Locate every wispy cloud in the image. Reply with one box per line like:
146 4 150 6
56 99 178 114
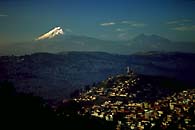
166 19 192 25
100 22 115 26
100 20 146 31
167 19 195 31
172 25 195 31
130 23 146 27
121 20 147 28
166 21 179 25
181 19 192 22
35 27 64 41
65 28 72 32
117 33 129 40
116 28 126 32
0 14 8 17
121 21 134 24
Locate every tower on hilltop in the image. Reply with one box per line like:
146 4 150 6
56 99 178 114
126 66 134 75
127 66 130 74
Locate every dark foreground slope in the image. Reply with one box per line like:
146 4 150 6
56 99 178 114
0 51 195 102
0 81 115 130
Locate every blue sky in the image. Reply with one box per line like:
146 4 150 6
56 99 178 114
0 0 195 44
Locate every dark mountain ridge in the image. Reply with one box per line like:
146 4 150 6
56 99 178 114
0 51 195 102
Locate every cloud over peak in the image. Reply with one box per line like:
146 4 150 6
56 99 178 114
35 27 64 41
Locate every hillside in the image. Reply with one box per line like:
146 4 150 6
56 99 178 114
74 72 195 130
0 51 195 102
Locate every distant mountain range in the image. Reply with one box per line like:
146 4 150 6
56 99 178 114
0 51 195 102
0 34 195 55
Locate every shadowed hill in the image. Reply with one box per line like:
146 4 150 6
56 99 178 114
0 81 115 130
0 51 195 102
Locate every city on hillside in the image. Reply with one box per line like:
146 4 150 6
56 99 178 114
72 68 195 130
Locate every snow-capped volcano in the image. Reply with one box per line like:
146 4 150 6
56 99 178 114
35 27 64 41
